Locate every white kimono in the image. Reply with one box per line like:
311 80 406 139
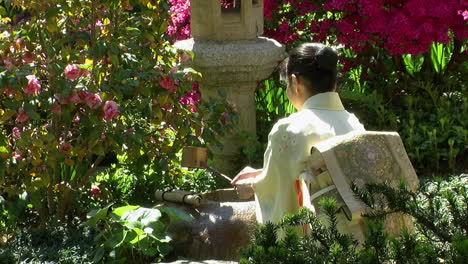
253 92 365 228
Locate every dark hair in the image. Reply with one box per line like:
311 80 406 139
279 43 338 94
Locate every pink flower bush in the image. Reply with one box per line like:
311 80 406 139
167 0 467 54
168 0 191 41
320 0 467 55
64 64 81 80
158 76 177 93
24 75 41 95
16 109 28 123
103 100 119 121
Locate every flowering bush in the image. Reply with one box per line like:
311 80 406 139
165 0 467 174
0 0 235 223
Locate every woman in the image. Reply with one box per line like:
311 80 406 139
231 43 365 232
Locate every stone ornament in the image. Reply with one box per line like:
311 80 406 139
191 0 264 41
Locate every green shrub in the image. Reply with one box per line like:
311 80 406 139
240 174 468 264
0 0 235 227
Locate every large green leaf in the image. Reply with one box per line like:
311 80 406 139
121 207 162 228
129 228 147 244
86 203 113 227
105 230 128 249
92 247 105 263
157 206 194 223
112 205 140 218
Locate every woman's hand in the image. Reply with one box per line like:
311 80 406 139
231 166 262 185
231 166 262 200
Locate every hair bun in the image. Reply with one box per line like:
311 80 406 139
315 47 338 71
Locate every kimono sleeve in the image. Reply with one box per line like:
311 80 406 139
252 119 314 224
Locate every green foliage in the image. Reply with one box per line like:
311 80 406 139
0 223 95 263
85 204 193 263
0 0 235 227
94 162 224 206
240 174 468 264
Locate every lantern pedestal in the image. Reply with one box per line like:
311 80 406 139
175 38 284 174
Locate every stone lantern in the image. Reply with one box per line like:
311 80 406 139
191 0 264 41
175 0 284 174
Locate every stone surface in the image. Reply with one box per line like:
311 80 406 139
161 189 256 261
174 38 284 84
191 0 263 41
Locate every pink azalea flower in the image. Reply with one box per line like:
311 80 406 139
158 76 177 93
16 109 28 123
24 75 41 95
12 127 21 138
59 142 73 153
64 64 81 81
103 100 119 121
51 103 62 114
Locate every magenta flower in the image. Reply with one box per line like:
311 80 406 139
64 64 81 81
16 109 28 123
179 81 201 112
158 76 177 93
264 0 277 21
458 10 468 21
24 75 41 95
59 142 73 153
103 100 119 121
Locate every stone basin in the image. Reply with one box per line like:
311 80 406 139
161 188 256 261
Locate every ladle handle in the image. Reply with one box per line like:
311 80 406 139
207 166 233 183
